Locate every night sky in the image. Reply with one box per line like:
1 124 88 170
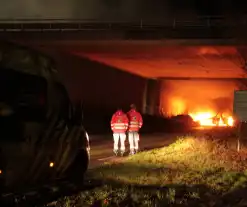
0 0 247 20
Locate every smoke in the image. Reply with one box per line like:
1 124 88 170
0 0 185 20
0 0 74 19
160 80 239 116
0 0 247 20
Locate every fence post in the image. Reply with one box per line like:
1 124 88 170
142 79 148 114
237 122 242 152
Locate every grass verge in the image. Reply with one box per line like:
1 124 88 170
53 136 247 206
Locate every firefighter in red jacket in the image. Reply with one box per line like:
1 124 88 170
111 109 129 156
127 104 143 155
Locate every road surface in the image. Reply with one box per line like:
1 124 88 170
88 133 181 168
88 126 237 168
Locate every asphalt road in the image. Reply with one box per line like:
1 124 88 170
88 133 182 168
88 126 238 169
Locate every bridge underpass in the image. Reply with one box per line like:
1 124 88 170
2 20 247 175
64 43 247 116
18 41 245 120
15 38 247 176
2 21 247 118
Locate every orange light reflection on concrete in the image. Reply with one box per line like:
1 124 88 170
73 46 247 79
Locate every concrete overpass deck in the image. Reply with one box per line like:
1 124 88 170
11 40 247 80
1 18 247 89
1 16 247 41
0 20 245 116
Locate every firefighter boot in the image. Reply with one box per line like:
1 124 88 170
129 149 135 155
113 150 118 156
120 150 125 157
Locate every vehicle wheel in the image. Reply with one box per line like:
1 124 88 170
66 149 89 187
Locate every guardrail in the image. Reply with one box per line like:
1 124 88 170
0 16 245 32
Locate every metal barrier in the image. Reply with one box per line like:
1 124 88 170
0 16 245 32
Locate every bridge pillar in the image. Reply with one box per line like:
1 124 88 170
143 79 161 116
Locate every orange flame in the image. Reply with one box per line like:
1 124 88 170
167 97 234 127
189 112 234 127
161 80 237 127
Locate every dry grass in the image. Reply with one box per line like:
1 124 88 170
53 136 247 206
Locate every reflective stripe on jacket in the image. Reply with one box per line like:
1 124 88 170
127 109 143 132
111 111 129 133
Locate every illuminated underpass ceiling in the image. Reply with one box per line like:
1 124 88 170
71 43 247 79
